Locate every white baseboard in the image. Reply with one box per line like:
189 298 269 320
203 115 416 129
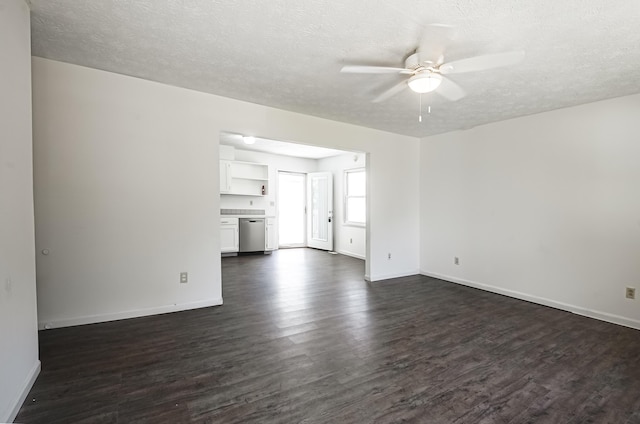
421 270 640 331
369 269 421 282
5 359 40 423
336 250 365 260
38 298 223 330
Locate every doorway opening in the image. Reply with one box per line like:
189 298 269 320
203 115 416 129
277 171 306 248
218 131 370 284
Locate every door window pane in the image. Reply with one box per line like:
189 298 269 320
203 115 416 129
311 176 328 241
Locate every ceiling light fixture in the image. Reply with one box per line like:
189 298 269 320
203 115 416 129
243 136 256 145
407 72 442 94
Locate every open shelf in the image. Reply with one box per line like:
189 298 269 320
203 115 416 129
220 160 269 196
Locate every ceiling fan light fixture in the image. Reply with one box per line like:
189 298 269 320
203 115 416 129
408 72 442 93
243 136 256 145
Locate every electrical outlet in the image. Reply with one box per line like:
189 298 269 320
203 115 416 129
350 238 353 244
454 257 460 265
180 272 188 284
388 253 391 260
626 287 635 299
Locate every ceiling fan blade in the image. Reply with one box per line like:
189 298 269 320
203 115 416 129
341 65 412 74
439 50 525 75
417 23 455 63
437 76 466 101
372 80 407 103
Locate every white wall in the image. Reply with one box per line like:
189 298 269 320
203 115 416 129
220 147 318 217
32 57 420 328
420 93 640 329
0 0 40 421
318 153 367 259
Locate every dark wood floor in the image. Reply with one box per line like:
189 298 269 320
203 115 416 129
16 248 640 423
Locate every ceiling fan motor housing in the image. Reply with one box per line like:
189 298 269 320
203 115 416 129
405 52 421 69
405 51 436 69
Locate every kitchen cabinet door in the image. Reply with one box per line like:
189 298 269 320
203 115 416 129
265 217 276 251
220 218 239 253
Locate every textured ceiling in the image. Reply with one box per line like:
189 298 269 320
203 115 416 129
29 0 640 138
220 132 350 159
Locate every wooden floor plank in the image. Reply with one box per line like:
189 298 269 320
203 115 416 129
16 248 640 423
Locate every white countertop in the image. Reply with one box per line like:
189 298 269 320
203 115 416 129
221 215 274 219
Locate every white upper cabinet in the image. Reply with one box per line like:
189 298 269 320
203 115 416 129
220 160 269 196
220 160 232 194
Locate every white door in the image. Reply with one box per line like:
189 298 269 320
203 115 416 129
306 172 333 251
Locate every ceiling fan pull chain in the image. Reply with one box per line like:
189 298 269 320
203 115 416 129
419 94 423 122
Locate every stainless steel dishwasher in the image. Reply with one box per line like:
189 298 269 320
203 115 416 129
239 218 265 252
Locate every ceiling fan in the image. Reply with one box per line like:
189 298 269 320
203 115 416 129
341 28 524 103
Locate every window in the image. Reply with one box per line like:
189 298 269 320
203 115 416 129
344 168 366 225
